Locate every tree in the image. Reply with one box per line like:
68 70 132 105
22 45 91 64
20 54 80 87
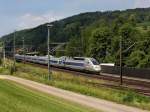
65 38 81 57
138 55 150 68
112 16 126 35
125 50 145 67
89 27 113 62
120 24 140 52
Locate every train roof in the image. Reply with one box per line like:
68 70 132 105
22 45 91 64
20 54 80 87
73 57 97 60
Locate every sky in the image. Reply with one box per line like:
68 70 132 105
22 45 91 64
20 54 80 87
0 0 150 37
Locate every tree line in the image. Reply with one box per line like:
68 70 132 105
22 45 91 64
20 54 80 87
0 8 150 68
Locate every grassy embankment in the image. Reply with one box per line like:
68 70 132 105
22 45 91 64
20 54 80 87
0 59 150 110
0 80 99 112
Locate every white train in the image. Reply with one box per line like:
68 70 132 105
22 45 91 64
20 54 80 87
15 54 101 73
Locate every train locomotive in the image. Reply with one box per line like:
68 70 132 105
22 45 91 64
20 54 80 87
15 54 101 73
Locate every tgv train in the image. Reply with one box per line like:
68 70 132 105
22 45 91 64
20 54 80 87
15 54 101 73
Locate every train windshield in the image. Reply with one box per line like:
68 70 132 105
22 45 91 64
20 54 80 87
91 58 99 65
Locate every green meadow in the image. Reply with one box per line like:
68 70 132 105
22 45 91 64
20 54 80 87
0 80 99 112
0 60 150 110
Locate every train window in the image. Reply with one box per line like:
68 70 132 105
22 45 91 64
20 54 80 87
73 57 85 61
91 58 99 65
50 60 58 63
65 62 84 67
38 59 46 61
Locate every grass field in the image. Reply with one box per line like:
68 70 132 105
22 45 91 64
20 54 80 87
0 79 100 112
0 60 150 110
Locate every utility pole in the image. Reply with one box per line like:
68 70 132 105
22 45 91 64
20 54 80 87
120 36 123 85
3 41 6 65
47 24 53 80
22 36 25 64
13 31 16 72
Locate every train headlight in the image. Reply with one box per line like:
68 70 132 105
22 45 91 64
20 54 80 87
94 66 101 71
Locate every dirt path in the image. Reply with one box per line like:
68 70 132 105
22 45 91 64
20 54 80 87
0 75 149 112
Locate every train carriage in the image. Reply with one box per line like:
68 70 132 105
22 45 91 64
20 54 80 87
15 54 101 73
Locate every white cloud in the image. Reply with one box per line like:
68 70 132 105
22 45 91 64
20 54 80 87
17 11 64 29
134 0 150 8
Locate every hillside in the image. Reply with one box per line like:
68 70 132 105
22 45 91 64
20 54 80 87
0 8 150 68
0 12 104 52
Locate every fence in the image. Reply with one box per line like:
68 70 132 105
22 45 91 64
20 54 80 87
101 65 150 80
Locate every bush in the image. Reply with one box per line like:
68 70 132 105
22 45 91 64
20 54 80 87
122 93 134 103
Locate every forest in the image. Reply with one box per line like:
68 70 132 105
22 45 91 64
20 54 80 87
0 8 150 68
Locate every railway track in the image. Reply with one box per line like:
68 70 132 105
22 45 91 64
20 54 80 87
52 67 150 96
20 61 150 96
